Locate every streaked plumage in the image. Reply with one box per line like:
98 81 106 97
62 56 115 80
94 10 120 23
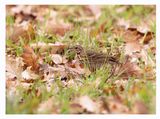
68 45 119 71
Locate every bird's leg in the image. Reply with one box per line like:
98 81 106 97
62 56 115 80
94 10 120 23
105 64 117 83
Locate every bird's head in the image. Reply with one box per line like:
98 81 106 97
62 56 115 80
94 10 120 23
68 45 84 54
66 45 86 60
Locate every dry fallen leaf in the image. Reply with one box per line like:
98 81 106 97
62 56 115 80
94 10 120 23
14 11 36 23
51 54 63 64
6 56 24 80
107 96 129 114
8 5 37 23
120 61 142 78
10 5 34 16
36 97 58 114
6 72 17 81
22 67 39 81
84 5 101 19
7 21 35 44
6 82 20 103
5 5 156 114
65 60 91 76
125 40 155 66
69 103 83 114
116 6 129 13
21 45 40 71
112 26 154 44
125 40 142 55
132 100 148 114
142 32 154 44
78 95 97 113
123 27 143 42
41 64 67 83
45 18 72 36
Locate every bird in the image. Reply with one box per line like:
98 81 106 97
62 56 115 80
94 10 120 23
67 45 119 72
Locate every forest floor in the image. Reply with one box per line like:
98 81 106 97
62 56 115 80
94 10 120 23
6 5 156 114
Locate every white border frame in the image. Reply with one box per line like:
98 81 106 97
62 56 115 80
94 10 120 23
0 0 159 119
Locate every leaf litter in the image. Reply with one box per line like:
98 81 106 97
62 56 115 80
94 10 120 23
6 5 156 114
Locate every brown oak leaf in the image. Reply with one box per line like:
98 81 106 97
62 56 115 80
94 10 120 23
21 45 40 71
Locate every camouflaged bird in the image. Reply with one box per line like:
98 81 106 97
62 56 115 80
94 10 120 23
67 45 119 72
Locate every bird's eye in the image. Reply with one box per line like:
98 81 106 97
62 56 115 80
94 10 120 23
77 51 80 54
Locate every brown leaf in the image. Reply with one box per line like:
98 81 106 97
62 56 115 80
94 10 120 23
6 80 19 100
125 41 155 66
6 56 24 80
107 96 129 114
123 27 143 42
7 5 36 23
116 6 129 13
125 40 142 55
14 11 36 23
37 97 58 114
7 21 35 44
21 67 39 81
21 45 40 71
112 26 154 44
133 100 148 114
69 103 83 114
78 95 97 113
126 27 154 44
121 61 142 78
6 79 18 90
42 65 66 82
45 19 72 36
143 31 154 44
66 60 91 76
84 5 101 19
10 5 33 15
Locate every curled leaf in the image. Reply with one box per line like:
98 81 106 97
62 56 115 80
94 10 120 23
21 45 40 71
